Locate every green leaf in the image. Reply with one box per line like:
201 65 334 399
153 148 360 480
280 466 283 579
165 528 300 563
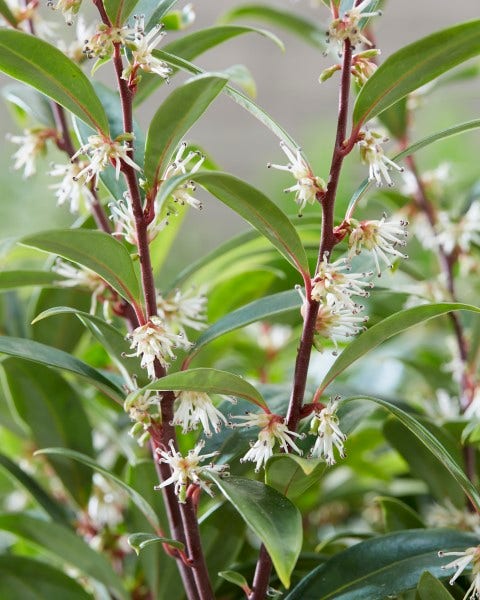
0 453 71 525
137 0 178 29
318 303 480 394
208 474 302 588
35 448 161 531
128 532 184 555
2 83 55 127
220 4 326 48
378 97 408 139
104 0 139 25
285 529 478 599
353 20 480 125
384 417 464 507
144 74 228 188
156 171 309 274
32 306 148 386
21 229 142 306
135 25 284 104
223 63 257 98
377 496 425 532
1 359 93 506
134 367 267 409
0 270 63 290
345 395 480 512
0 513 127 600
218 571 250 591
190 289 301 359
347 119 480 215
265 454 326 500
0 336 123 403
0 30 109 132
416 571 455 600
0 556 92 600
0 0 17 26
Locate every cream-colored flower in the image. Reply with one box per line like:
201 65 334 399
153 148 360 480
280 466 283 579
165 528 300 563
172 391 228 436
309 399 346 465
357 129 404 187
439 545 480 599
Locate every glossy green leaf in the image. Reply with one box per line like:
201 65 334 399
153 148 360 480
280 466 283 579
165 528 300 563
32 306 147 386
157 171 309 274
0 556 92 600
0 336 123 403
2 83 55 127
0 0 17 26
136 0 178 29
319 303 480 394
223 63 257 98
144 74 228 188
2 359 93 506
128 532 184 554
21 229 141 306
190 289 301 359
0 30 109 132
135 367 267 409
35 448 161 531
135 25 284 104
220 4 326 48
208 474 302 588
0 270 63 290
0 453 71 525
416 571 455 600
377 496 425 532
345 395 480 512
218 571 250 591
104 0 139 25
347 119 480 216
265 454 326 499
285 529 478 599
378 97 408 139
353 20 480 125
0 513 127 600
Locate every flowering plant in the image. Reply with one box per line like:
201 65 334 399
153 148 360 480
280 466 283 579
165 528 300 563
0 1 480 599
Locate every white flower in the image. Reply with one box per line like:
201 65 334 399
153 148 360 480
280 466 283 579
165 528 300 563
428 499 480 533
439 545 480 599
122 18 171 82
435 201 480 255
52 259 108 316
57 17 95 62
109 192 168 246
401 162 451 198
156 288 207 336
172 391 228 436
126 316 187 379
357 129 404 187
71 134 141 187
7 129 51 178
348 215 408 276
47 0 81 25
465 386 480 420
123 389 161 446
312 257 373 308
309 399 346 465
49 161 94 213
87 473 126 529
83 24 134 59
155 440 228 503
246 323 292 352
2 0 56 38
232 412 303 472
268 141 325 215
163 143 205 209
327 0 381 50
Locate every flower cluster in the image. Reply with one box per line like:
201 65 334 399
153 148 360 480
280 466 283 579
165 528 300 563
155 440 228 503
357 129 404 187
268 141 326 215
7 129 54 178
162 143 206 210
156 288 207 337
109 191 168 245
172 391 229 436
327 0 382 51
83 24 134 59
232 411 304 472
49 161 94 213
123 389 162 446
439 545 480 599
48 0 81 25
309 399 346 465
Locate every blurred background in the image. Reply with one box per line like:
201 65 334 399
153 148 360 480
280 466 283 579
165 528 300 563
0 0 479 276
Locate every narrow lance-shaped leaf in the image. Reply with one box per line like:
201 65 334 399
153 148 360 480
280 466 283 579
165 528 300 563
0 270 64 290
2 83 55 128
144 74 228 188
220 4 326 49
0 0 16 26
104 0 139 26
35 448 161 531
21 229 142 306
353 19 480 126
208 474 302 588
0 513 128 600
128 532 184 554
156 171 309 275
0 336 124 403
0 30 109 132
347 119 480 216
132 368 267 409
318 303 480 394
